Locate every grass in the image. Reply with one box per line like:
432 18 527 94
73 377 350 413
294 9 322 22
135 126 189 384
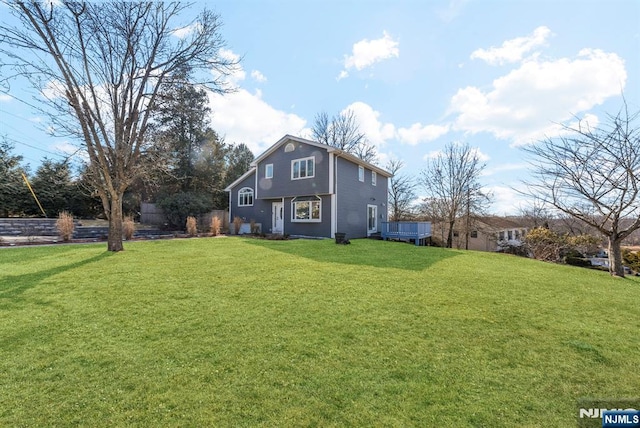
1 238 638 427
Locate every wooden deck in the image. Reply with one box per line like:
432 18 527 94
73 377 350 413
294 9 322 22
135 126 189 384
381 221 432 246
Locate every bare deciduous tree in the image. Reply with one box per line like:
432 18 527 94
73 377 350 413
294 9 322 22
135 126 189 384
518 199 553 229
0 2 236 251
420 142 488 248
312 110 378 164
386 158 416 221
523 103 640 276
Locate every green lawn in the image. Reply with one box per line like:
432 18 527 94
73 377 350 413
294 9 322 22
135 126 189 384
1 238 638 427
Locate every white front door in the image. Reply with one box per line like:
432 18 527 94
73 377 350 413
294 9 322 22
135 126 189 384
272 201 284 234
367 204 377 236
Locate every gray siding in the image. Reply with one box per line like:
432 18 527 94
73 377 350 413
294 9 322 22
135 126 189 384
229 171 270 231
227 137 389 239
335 157 388 239
255 140 330 199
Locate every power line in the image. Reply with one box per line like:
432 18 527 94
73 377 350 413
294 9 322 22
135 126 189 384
2 134 67 158
0 108 35 122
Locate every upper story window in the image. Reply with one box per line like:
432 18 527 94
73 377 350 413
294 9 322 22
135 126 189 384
292 156 314 180
238 187 254 206
372 171 377 186
265 164 273 179
358 166 364 182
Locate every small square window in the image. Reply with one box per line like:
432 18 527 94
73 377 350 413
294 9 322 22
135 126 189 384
470 230 478 238
358 166 364 182
265 164 273 179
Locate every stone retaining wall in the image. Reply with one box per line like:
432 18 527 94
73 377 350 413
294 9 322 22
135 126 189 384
0 218 173 239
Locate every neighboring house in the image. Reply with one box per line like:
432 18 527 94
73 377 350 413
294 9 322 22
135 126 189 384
431 216 528 251
224 135 391 239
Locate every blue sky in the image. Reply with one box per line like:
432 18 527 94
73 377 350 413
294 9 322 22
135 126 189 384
1 0 638 214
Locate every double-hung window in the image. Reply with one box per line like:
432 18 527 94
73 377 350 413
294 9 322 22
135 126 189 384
238 187 253 206
292 157 314 180
265 164 273 179
358 166 364 182
372 171 377 186
291 196 321 222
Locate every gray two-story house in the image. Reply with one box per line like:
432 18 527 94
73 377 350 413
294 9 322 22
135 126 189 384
225 135 391 239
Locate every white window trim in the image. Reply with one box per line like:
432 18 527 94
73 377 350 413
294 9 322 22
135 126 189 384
291 196 322 223
238 187 254 207
265 163 273 179
372 171 377 186
291 156 315 180
358 165 364 182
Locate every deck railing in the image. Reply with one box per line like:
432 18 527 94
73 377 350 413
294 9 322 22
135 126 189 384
381 221 432 245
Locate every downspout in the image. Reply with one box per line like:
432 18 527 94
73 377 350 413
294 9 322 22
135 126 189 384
227 191 232 228
331 151 341 238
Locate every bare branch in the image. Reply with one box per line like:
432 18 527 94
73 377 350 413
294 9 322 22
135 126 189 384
0 1 237 251
521 101 640 276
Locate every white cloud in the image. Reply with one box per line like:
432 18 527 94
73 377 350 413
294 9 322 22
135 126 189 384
423 149 444 160
205 49 307 154
50 141 89 163
338 31 399 80
207 88 307 155
482 162 528 177
422 145 489 162
0 93 12 102
344 101 396 147
171 22 201 39
471 26 553 65
437 0 469 23
216 49 246 86
250 70 267 83
41 79 66 100
487 184 530 215
450 48 626 146
398 123 450 145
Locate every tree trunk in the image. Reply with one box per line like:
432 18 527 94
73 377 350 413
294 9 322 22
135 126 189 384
107 192 124 252
447 220 455 248
608 236 625 277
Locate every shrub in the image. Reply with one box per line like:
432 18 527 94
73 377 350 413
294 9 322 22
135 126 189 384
123 215 135 240
523 227 564 262
622 249 640 273
56 211 74 242
566 234 601 257
210 216 222 236
156 191 213 229
233 216 243 235
565 256 593 268
186 216 198 237
250 219 259 234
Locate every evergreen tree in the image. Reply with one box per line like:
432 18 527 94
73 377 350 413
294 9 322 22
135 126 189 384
0 140 29 217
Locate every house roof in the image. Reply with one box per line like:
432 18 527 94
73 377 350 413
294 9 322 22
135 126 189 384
252 134 393 178
223 166 255 192
476 216 527 230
